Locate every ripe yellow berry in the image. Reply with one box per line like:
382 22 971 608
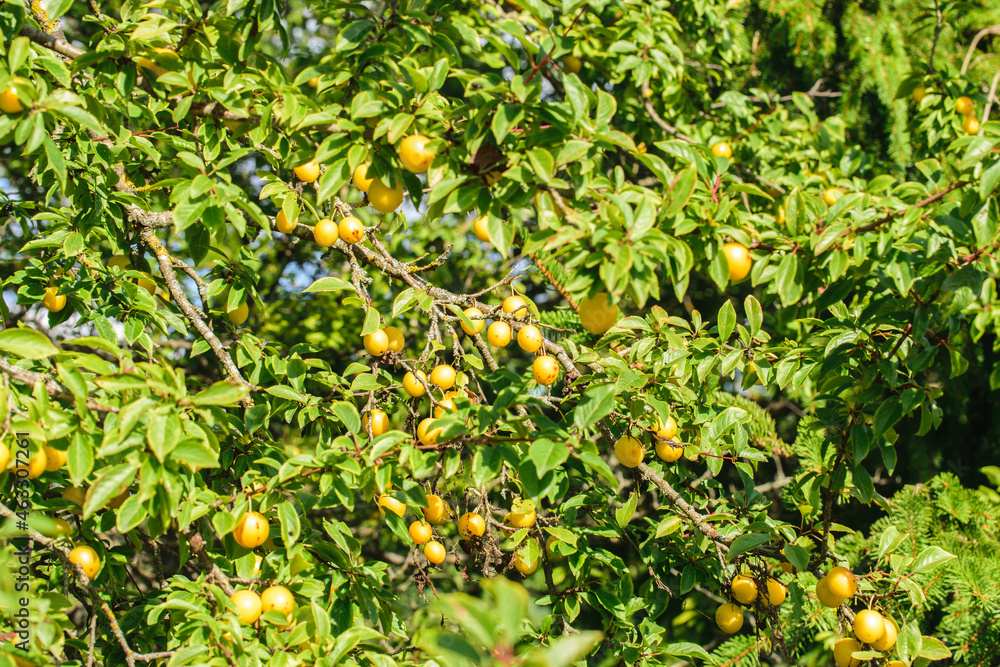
461 307 485 335
911 85 926 103
338 216 365 244
955 95 974 116
353 163 374 192
655 438 684 462
430 364 456 390
473 215 490 242
731 574 758 604
457 512 486 539
68 545 100 579
364 330 390 356
656 416 678 440
231 590 262 625
384 326 404 353
275 209 296 233
503 507 536 529
711 141 733 159
423 495 451 524
43 446 67 472
368 178 404 213
502 295 529 318
408 520 433 544
826 566 857 599
260 585 295 623
42 286 67 313
853 609 886 644
715 603 743 634
233 511 270 548
822 188 842 206
532 355 559 386
14 448 47 479
833 638 862 667
487 321 512 347
513 549 538 575
614 436 644 468
313 218 339 247
871 617 898 651
402 370 427 397
424 540 446 564
578 293 618 334
562 55 582 74
764 578 787 606
963 115 980 135
378 495 406 517
815 576 846 608
416 418 442 446
398 134 435 174
0 79 26 114
293 160 320 183
227 302 249 326
362 409 389 437
722 242 752 282
517 325 543 353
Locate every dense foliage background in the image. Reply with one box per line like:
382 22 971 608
2 0 1000 665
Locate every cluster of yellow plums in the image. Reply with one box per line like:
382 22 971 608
612 415 682 468
714 563 905 666
376 491 560 576
229 586 296 627
911 87 980 135
355 292 621 451
0 442 116 583
0 438 140 588
714 571 788 634
226 511 298 625
813 567 903 666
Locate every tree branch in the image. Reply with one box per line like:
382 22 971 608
0 502 174 665
0 357 120 413
19 25 85 58
961 26 1000 75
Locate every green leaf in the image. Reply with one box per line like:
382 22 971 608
116 493 148 533
332 401 361 434
303 277 355 293
492 104 524 144
170 439 219 469
573 384 616 429
147 410 181 463
660 643 713 661
265 385 309 407
981 158 1000 200
615 492 638 528
83 463 135 519
744 295 762 335
665 166 696 218
896 621 922 664
522 631 603 667
0 328 60 359
918 636 952 660
727 533 771 558
718 299 736 341
361 307 381 337
578 450 617 488
528 438 569 476
8 36 29 73
911 546 956 574
783 543 809 571
278 501 301 549
190 381 249 406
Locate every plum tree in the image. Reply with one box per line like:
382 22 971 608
2 0 996 665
